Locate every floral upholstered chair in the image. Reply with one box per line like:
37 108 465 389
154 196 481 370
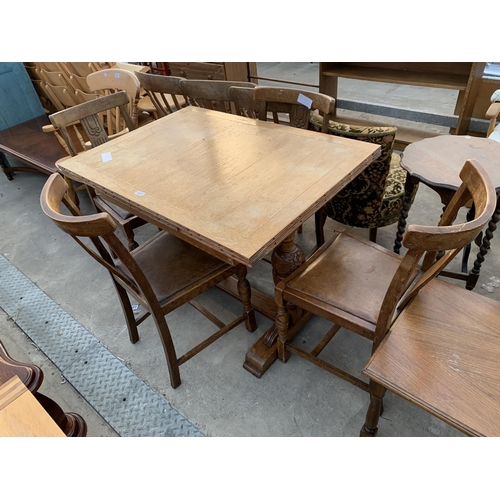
310 113 418 246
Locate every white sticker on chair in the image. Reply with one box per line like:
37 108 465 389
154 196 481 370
115 73 120 78
297 93 313 109
102 152 112 162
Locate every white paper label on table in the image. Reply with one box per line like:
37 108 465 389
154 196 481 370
134 190 146 196
102 152 112 162
297 93 313 109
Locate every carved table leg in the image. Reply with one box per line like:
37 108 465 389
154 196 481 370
244 231 305 378
394 175 419 254
466 194 500 291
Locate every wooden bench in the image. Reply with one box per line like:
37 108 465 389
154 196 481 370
0 114 67 180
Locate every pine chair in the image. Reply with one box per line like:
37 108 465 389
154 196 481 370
40 173 257 388
48 91 147 250
179 79 257 114
134 71 188 118
274 159 495 424
86 68 145 129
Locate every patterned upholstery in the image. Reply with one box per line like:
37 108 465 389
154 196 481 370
310 113 418 230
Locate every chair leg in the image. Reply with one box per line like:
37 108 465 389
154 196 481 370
236 265 257 332
113 282 139 343
152 312 181 389
315 209 326 248
276 301 291 363
360 381 386 437
121 223 139 251
369 227 378 243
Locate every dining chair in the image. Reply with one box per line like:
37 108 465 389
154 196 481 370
274 159 495 420
86 68 147 129
48 91 147 250
40 173 257 389
309 116 419 245
179 79 257 114
134 71 188 118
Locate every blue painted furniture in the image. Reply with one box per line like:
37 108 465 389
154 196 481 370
0 62 66 180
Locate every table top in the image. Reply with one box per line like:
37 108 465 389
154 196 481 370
363 278 500 437
0 115 66 174
401 135 500 191
0 376 65 437
57 106 380 267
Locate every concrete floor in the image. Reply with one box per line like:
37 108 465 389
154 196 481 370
1 63 499 437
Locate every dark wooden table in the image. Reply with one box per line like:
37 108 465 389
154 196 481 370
394 135 500 290
0 115 66 180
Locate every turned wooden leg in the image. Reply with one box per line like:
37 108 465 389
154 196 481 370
360 381 386 437
394 175 419 254
122 223 139 251
236 265 257 332
467 194 500 290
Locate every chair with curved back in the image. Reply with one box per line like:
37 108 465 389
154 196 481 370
48 91 147 250
134 71 188 118
179 79 257 114
40 173 257 389
309 116 419 246
273 159 495 434
87 68 148 130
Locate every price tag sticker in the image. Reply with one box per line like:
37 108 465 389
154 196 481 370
102 152 112 162
134 190 146 196
297 93 313 109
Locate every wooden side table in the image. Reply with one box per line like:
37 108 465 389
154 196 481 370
394 135 500 290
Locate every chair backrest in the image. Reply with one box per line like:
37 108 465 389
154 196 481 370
134 71 187 118
179 79 257 113
310 116 398 228
48 90 135 156
373 158 496 345
40 173 158 310
87 69 141 129
227 86 259 118
253 86 336 132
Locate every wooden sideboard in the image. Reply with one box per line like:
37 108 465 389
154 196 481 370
167 62 257 82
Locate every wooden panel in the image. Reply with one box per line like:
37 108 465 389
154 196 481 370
57 106 379 267
168 62 226 80
0 62 45 131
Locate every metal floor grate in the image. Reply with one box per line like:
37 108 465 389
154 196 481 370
0 254 204 437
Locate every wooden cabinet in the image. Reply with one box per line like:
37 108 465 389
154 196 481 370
319 62 486 142
168 62 257 82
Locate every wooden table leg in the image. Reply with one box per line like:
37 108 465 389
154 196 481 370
393 175 419 254
244 231 306 378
